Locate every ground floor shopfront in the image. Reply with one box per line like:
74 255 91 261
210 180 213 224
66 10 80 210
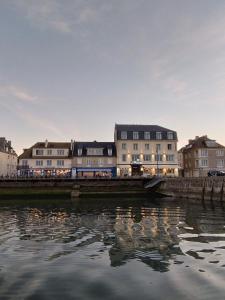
72 167 117 178
18 168 71 177
117 164 179 177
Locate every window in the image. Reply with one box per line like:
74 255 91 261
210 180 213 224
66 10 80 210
156 144 161 152
166 155 174 161
155 154 163 161
167 144 172 150
144 132 150 140
200 159 208 167
216 159 224 168
200 149 208 157
133 143 138 151
57 160 64 166
195 160 199 167
122 143 127 150
36 149 44 155
47 149 52 155
77 158 82 164
122 154 127 162
47 160 52 166
57 150 64 155
108 148 112 156
87 159 92 166
216 150 224 156
78 148 82 156
132 154 140 161
145 144 150 150
143 154 151 161
133 132 139 140
156 132 162 140
87 148 103 156
121 131 127 140
36 160 43 166
167 132 173 140
22 160 28 166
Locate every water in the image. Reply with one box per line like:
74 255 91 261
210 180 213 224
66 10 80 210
0 197 225 299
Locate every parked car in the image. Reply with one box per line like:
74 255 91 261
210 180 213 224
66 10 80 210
208 170 225 177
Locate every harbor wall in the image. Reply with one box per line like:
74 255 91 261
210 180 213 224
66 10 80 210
158 177 225 202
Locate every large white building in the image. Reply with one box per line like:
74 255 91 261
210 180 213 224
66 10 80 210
114 124 179 177
0 137 17 177
18 140 72 177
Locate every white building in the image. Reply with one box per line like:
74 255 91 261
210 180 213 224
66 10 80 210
18 140 72 177
0 137 17 177
114 124 179 177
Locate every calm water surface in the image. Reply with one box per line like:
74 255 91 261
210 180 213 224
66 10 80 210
0 197 225 299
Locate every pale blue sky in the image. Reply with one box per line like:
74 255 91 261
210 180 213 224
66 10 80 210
1 0 225 154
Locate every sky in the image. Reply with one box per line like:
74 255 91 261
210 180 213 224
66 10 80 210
1 0 225 155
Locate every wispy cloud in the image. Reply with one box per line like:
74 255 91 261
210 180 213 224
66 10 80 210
12 0 105 34
0 85 38 103
14 0 72 33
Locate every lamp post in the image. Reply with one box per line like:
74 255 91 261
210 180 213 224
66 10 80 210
156 145 159 177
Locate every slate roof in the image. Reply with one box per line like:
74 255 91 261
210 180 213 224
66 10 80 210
18 142 71 159
114 124 177 140
181 136 225 152
73 141 116 157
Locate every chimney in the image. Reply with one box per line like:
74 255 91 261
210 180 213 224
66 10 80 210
45 139 48 148
70 139 73 151
195 136 199 140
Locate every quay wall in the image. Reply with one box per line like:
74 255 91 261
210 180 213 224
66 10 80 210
0 178 148 197
158 177 225 202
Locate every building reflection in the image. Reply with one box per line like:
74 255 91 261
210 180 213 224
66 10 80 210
0 200 225 272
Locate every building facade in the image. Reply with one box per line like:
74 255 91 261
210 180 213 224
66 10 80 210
179 135 225 177
114 124 178 177
0 137 17 177
72 141 117 177
18 140 72 177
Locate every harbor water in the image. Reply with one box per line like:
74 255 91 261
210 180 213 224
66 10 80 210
1 197 225 299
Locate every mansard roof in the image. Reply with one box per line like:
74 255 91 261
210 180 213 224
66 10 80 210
114 124 177 140
73 141 116 157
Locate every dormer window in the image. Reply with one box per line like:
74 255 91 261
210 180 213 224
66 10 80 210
57 150 64 155
167 132 173 140
108 148 112 156
144 132 150 140
121 131 127 140
36 149 44 155
156 132 162 140
133 132 139 140
87 148 103 156
78 148 82 156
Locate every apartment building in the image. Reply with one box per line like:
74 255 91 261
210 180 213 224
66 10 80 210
0 137 17 177
114 124 178 177
72 141 117 177
18 140 72 177
179 135 225 177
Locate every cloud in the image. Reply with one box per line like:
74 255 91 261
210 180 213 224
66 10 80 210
0 97 63 137
13 0 72 33
0 85 38 103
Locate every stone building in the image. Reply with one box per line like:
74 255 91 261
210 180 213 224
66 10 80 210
18 140 72 177
179 135 225 177
114 124 178 177
0 137 17 177
72 141 117 177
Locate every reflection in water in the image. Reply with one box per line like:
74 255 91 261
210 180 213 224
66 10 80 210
0 198 225 299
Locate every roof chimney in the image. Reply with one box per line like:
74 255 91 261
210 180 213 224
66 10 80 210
45 139 48 148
